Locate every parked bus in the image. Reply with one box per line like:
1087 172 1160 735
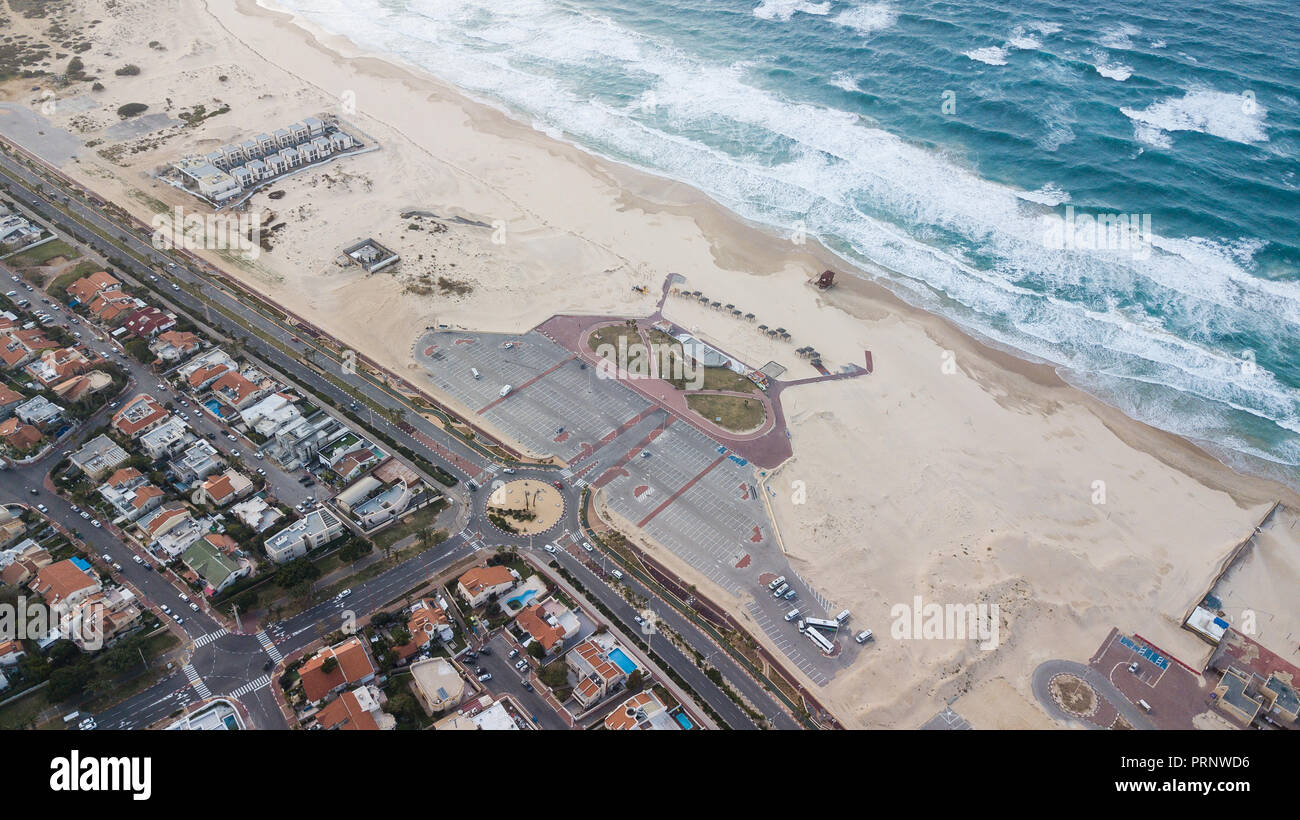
784 607 801 622
771 583 789 598
767 575 786 591
804 617 839 632
806 626 834 654
835 609 852 624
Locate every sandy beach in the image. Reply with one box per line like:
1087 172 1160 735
2 0 1296 728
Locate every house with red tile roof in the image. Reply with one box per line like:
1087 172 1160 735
87 292 138 324
567 637 631 708
603 691 679 730
30 559 101 607
0 384 25 417
122 306 176 338
0 417 41 452
111 393 169 438
313 685 395 730
200 470 254 506
210 370 268 411
299 636 377 704
25 346 91 386
187 361 234 391
65 271 121 304
515 600 580 655
149 330 201 363
456 565 519 608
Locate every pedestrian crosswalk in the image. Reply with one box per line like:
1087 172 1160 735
192 628 227 649
257 630 283 664
230 674 271 700
183 664 212 699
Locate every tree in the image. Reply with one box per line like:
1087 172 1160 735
626 670 644 693
320 656 338 675
526 641 545 660
116 102 149 119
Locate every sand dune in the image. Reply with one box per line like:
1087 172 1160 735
2 0 1295 728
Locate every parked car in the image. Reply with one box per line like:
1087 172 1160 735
101 553 112 563
582 541 594 552
112 563 122 572
91 519 101 528
336 588 352 600
189 603 199 612
132 555 143 564
477 673 492 682
508 648 519 659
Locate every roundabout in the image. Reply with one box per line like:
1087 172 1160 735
483 478 566 536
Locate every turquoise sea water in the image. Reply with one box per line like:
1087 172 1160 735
275 0 1300 487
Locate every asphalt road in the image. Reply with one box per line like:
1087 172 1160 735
0 151 806 730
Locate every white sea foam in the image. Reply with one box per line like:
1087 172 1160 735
828 71 860 93
1099 21 1140 50
964 46 1008 66
833 3 898 36
752 0 830 22
1089 50 1132 81
1017 184 1071 206
270 0 1300 473
1121 87 1270 146
1028 21 1061 35
1006 26 1041 51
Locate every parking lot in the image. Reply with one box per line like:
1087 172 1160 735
414 327 857 685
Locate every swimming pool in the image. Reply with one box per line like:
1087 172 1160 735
204 399 224 417
608 648 638 675
675 713 694 730
505 588 537 610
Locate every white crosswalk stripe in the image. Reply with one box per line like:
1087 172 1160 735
192 628 227 648
230 674 271 700
183 663 212 699
257 630 284 664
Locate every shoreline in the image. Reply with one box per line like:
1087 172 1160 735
228 0 1295 507
3 0 1296 728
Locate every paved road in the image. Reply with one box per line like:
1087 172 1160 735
0 151 806 730
1032 659 1155 730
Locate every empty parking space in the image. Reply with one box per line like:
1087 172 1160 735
414 326 853 685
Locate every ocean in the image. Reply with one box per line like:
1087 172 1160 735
272 0 1300 487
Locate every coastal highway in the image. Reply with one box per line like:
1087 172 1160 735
0 149 807 729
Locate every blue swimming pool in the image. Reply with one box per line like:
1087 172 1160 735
608 648 638 675
675 713 694 730
505 588 537 609
204 399 224 417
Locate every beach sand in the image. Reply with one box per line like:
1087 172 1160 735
3 0 1296 728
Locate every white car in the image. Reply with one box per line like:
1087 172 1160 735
336 588 352 600
71 504 80 513
160 604 171 614
543 543 557 554
36 503 48 513
90 519 101 528
171 283 180 290
102 553 112 563
178 593 188 603
582 541 594 552
226 434 236 441
79 511 90 519
231 450 240 458
112 563 122 572
132 555 143 564
189 603 199 612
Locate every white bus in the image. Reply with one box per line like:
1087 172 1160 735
806 626 834 654
767 575 786 591
804 617 839 632
835 609 852 624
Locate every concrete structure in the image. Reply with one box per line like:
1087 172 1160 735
456 565 519 608
263 508 344 564
409 657 466 714
69 434 130 479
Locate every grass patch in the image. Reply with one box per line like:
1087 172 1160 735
5 238 79 266
373 498 449 551
684 393 766 432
